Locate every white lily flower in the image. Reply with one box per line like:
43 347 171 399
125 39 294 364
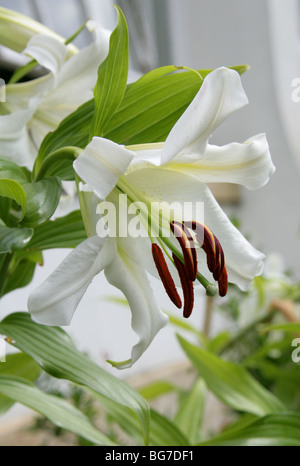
0 22 110 168
28 67 275 369
0 6 77 54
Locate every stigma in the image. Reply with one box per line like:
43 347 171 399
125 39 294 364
151 220 228 319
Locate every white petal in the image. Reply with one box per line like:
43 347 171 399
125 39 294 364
162 67 249 164
5 74 54 112
27 24 110 139
74 137 135 201
0 104 39 167
168 133 275 190
23 34 67 74
125 167 265 290
104 245 168 369
48 24 110 114
28 236 114 326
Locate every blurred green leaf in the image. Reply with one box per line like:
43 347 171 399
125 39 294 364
178 335 285 416
0 352 40 416
0 375 116 445
94 391 190 446
173 378 206 445
138 380 180 401
0 312 150 445
261 322 300 335
199 413 300 446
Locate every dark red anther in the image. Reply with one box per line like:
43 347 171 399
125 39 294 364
170 221 198 281
172 253 194 318
184 220 227 297
218 267 228 297
212 236 225 281
152 243 182 309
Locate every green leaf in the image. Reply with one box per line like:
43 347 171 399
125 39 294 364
27 210 87 250
0 196 10 224
173 378 206 445
178 335 285 416
0 157 29 185
0 352 40 416
103 66 248 145
1 252 40 295
0 222 33 254
94 391 189 446
0 375 116 445
34 146 81 181
21 177 62 227
261 322 300 335
150 409 190 446
89 6 129 139
138 380 180 401
34 64 248 178
0 312 150 445
0 179 26 221
199 413 300 446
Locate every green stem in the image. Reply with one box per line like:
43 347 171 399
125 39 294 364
203 296 214 337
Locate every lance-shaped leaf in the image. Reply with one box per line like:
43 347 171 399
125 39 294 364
173 378 206 445
93 391 189 446
89 6 129 139
0 312 150 445
199 413 300 446
0 375 116 446
0 352 40 415
178 335 285 417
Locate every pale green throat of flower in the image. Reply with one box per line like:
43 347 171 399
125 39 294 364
77 171 228 321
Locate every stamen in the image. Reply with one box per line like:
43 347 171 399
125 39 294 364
218 267 228 297
152 243 182 309
172 253 194 318
184 221 228 297
184 221 216 274
170 221 198 281
213 236 225 281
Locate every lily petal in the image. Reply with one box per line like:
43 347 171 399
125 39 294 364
0 104 39 167
162 67 249 164
48 23 110 115
125 167 265 290
28 236 113 326
74 137 135 201
168 133 275 190
104 245 168 369
23 34 68 74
